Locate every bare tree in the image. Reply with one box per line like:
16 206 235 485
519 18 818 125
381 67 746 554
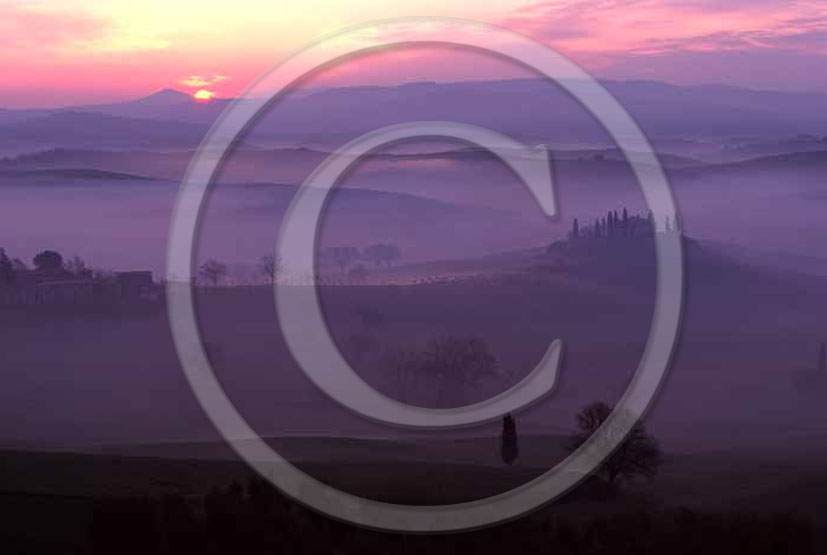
566 401 662 489
259 254 284 284
198 259 228 286
418 336 500 406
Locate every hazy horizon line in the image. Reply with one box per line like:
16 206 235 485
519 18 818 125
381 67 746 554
5 74 827 112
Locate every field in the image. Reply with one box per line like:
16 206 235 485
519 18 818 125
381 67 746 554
2 237 827 551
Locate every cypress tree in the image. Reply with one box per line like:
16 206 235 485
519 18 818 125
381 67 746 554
501 413 519 466
622 208 629 237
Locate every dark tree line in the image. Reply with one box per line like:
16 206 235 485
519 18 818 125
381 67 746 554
570 207 681 240
0 247 99 285
83 478 819 554
76 401 818 554
321 243 401 274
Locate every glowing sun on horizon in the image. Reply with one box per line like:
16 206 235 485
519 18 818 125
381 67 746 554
193 89 216 102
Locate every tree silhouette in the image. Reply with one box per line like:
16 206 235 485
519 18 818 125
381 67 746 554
500 413 519 466
259 253 284 284
567 401 662 488
33 250 63 271
414 336 500 406
198 259 228 286
572 218 579 239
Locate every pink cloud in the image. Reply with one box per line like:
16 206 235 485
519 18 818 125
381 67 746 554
500 0 827 89
504 0 827 54
178 75 229 89
0 3 108 50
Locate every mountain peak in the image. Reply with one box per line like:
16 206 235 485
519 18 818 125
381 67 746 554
137 88 192 105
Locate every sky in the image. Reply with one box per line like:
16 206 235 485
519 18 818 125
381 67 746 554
1 0 826 107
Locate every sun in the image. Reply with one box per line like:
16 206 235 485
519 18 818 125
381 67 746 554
193 89 216 102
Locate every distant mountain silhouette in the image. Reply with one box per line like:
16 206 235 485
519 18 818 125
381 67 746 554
132 88 193 106
71 88 232 123
676 149 827 186
728 135 827 156
713 149 827 173
0 111 209 149
3 78 827 150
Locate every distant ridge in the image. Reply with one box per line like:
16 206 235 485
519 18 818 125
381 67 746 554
3 77 827 147
131 88 193 106
0 110 208 149
0 167 154 181
681 149 827 177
